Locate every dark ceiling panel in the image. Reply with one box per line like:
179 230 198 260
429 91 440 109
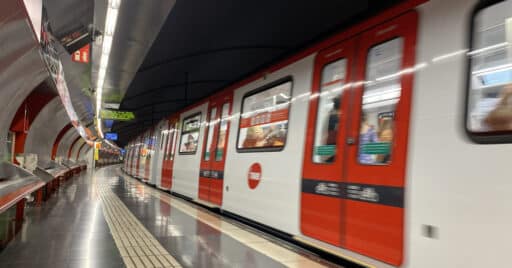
44 0 94 43
115 0 404 145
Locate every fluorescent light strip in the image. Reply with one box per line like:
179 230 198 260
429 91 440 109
105 9 119 36
375 62 428 82
432 49 468 63
467 42 508 56
472 63 512 76
96 0 122 140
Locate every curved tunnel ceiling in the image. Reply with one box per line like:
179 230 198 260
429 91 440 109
44 0 96 126
113 0 405 146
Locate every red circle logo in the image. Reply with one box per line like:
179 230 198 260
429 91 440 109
247 163 262 189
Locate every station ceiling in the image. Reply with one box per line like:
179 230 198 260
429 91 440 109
113 0 404 146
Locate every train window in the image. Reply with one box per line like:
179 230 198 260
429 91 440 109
215 103 230 161
5 131 14 162
179 113 201 154
237 79 292 152
313 59 347 164
467 0 512 142
357 37 403 165
204 108 218 160
160 130 165 151
165 129 174 160
169 123 178 160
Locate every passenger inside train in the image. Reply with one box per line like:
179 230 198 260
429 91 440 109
483 84 512 130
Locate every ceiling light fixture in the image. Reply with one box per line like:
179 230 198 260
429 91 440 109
96 0 122 138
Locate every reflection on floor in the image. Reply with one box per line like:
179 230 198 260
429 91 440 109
0 165 340 268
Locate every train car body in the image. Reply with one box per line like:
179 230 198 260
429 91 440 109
123 0 512 267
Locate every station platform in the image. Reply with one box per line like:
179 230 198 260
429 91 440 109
0 165 339 268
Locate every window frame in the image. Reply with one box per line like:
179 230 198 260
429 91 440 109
203 107 218 161
356 36 404 166
178 112 202 155
465 0 512 144
236 76 294 153
164 129 171 160
170 122 178 160
215 102 231 161
311 58 347 165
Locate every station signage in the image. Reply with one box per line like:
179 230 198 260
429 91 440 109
71 44 90 63
104 119 114 129
105 132 118 141
247 163 262 189
104 103 120 109
100 109 135 121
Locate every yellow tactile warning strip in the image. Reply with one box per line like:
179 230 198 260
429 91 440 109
116 169 331 268
96 181 182 268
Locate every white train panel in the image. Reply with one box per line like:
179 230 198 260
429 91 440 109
172 102 209 199
406 0 512 267
223 56 314 236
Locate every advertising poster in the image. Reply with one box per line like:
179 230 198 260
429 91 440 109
179 114 201 153
238 82 291 150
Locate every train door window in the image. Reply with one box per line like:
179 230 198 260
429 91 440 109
170 123 178 160
467 0 512 142
179 113 201 154
204 108 218 160
313 59 347 163
4 131 14 162
160 129 166 151
164 125 174 160
216 103 230 161
237 79 292 152
357 38 403 165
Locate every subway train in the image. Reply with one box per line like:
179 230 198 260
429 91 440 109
122 0 512 267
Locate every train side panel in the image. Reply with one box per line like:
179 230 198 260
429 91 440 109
222 55 314 235
172 102 209 199
406 0 512 267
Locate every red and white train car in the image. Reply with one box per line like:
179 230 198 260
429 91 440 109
124 0 512 266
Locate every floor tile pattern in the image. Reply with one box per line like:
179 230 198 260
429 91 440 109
115 168 338 268
96 177 181 268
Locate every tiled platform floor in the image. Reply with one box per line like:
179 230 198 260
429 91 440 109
0 166 340 268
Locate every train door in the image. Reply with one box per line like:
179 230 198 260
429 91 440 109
198 92 233 205
143 128 154 182
152 122 167 186
124 144 129 171
161 116 179 190
138 132 146 179
130 142 137 175
154 121 168 188
128 145 133 173
134 136 141 177
300 12 417 266
140 130 150 179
